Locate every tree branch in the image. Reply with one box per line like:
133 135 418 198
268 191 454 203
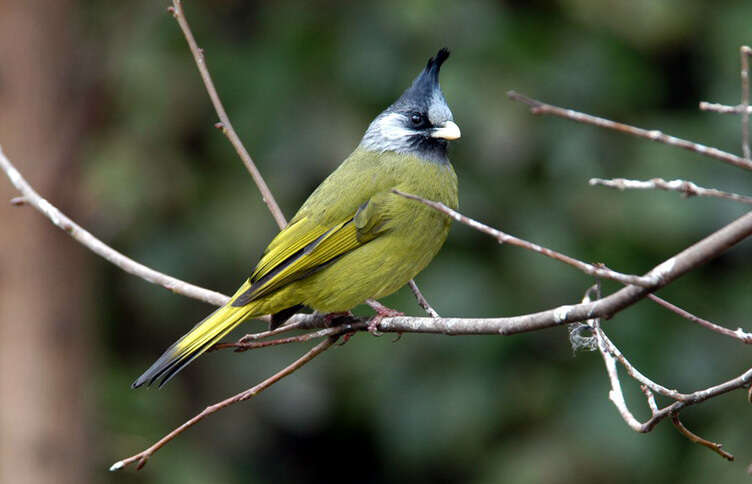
671 415 734 461
588 299 743 460
589 177 752 205
167 0 287 230
110 335 339 471
648 294 752 343
699 102 752 114
0 145 230 307
507 90 752 172
408 279 440 317
393 189 683 288
740 45 751 160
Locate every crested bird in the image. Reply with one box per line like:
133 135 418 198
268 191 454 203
133 48 460 388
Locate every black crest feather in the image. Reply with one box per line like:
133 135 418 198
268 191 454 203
427 48 450 71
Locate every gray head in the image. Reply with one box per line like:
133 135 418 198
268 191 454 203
360 48 460 164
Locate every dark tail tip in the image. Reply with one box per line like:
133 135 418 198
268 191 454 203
130 344 185 389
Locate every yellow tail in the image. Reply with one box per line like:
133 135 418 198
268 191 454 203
132 282 256 388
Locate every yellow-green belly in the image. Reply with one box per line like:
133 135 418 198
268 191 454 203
250 149 458 314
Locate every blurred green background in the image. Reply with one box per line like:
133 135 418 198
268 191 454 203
0 1 751 483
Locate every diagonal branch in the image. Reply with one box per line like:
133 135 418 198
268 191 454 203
648 294 752 343
507 90 752 172
0 145 230 307
671 414 734 461
587 297 742 460
393 189 664 288
589 177 752 205
408 279 440 317
168 0 287 229
110 335 339 471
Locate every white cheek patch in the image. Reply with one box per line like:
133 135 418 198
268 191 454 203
360 112 420 153
376 112 417 140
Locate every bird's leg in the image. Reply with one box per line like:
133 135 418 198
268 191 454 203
365 299 404 336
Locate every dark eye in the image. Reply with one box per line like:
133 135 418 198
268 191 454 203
410 112 424 126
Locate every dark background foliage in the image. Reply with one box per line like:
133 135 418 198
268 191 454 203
1 1 751 483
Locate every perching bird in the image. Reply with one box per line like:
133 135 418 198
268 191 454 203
133 48 460 388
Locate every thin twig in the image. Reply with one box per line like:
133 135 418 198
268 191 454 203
213 322 364 352
589 177 752 205
394 189 662 288
110 336 338 471
598 328 689 401
408 279 440 317
640 385 659 414
593 312 747 460
168 0 287 229
699 102 752 114
0 146 230 307
635 367 752 434
671 414 734 461
593 319 646 431
741 46 751 160
235 319 310 344
507 90 752 172
648 294 752 343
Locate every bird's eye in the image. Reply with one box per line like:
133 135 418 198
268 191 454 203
410 112 424 126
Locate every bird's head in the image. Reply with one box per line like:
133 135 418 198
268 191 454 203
361 48 460 164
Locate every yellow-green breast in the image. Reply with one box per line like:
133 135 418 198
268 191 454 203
254 147 458 314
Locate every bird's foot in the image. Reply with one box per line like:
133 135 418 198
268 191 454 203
365 300 404 336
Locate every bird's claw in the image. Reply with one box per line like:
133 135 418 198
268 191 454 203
367 304 404 336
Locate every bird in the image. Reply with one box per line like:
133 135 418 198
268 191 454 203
132 48 460 388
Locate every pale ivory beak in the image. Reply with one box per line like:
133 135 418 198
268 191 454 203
430 120 461 140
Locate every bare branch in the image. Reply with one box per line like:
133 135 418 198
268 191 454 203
741 46 751 160
213 321 364 352
594 321 646 432
507 90 752 172
597 327 688 401
589 177 752 205
394 189 669 288
0 146 230 307
699 102 752 114
592 304 746 460
167 0 287 230
640 385 659 414
408 279 440 317
671 414 734 461
110 336 339 471
648 294 752 343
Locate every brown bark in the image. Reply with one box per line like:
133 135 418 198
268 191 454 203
0 2 92 483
